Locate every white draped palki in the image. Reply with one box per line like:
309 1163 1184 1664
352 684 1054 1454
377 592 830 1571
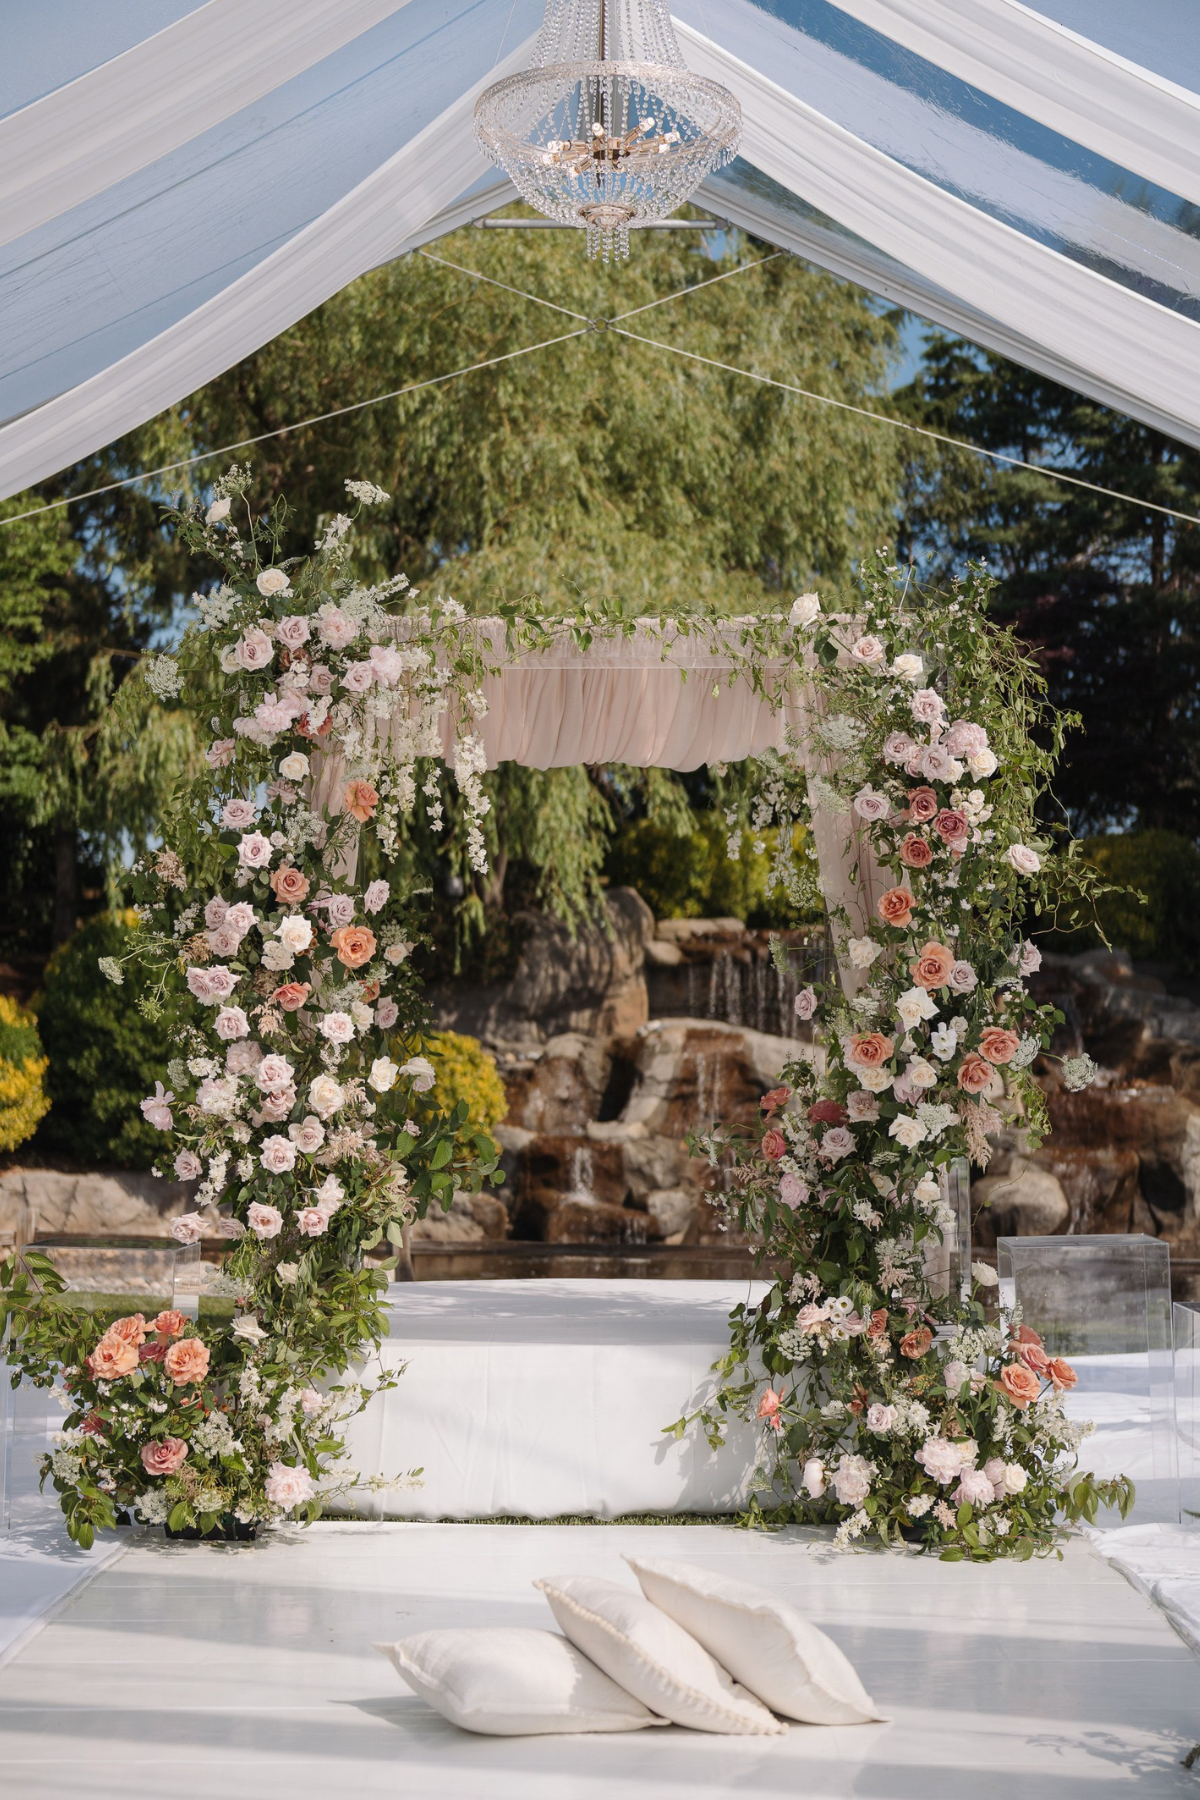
310 617 886 980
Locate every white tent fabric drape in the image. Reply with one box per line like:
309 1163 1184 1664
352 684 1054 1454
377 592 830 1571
2 0 1200 491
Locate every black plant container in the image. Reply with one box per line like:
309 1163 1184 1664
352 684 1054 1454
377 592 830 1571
165 1517 257 1543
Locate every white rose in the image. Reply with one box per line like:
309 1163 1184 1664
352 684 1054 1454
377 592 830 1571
913 1173 940 1204
318 1011 355 1045
896 986 939 1029
232 1311 270 1341
261 939 295 973
847 935 881 969
801 1456 826 1498
889 1114 926 1148
308 1075 345 1118
1003 1461 1028 1494
257 568 291 597
206 497 231 525
368 1056 399 1093
971 1260 1000 1288
400 1055 436 1093
279 752 309 780
276 915 313 954
351 1001 374 1030
790 593 821 628
1005 844 1041 876
905 1056 939 1090
383 941 412 966
850 634 886 667
857 1064 893 1094
288 1115 326 1154
259 1135 296 1175
891 652 923 681
967 748 998 778
942 1360 968 1394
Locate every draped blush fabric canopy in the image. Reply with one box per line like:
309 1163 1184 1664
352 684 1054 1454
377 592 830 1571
0 1 1199 498
311 618 887 963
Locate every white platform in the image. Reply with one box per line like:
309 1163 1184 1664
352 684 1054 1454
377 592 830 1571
343 1280 769 1518
0 1520 1197 1799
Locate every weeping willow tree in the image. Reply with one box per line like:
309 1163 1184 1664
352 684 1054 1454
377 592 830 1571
2 213 903 965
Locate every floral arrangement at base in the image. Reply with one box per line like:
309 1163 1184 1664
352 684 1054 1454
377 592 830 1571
1 471 504 1545
670 557 1133 1559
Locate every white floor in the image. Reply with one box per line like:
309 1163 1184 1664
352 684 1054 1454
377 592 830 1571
0 1520 1197 1800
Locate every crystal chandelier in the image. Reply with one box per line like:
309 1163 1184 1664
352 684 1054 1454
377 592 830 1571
474 0 741 260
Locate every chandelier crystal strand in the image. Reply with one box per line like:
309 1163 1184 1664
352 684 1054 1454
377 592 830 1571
474 0 741 260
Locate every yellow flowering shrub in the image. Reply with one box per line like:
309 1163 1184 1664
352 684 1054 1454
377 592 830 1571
0 994 51 1153
426 1031 508 1131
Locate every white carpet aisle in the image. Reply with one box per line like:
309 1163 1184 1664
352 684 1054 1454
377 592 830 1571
0 1521 1197 1800
341 1280 769 1518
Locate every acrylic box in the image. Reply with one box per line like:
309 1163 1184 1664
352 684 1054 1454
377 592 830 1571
997 1234 1177 1526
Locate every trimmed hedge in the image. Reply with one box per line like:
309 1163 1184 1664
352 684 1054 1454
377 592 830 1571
427 1030 508 1131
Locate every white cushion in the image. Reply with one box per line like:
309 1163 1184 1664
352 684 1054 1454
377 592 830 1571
534 1575 786 1735
375 1628 667 1735
624 1553 883 1725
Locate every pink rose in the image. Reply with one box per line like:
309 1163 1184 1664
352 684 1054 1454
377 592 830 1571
850 634 885 666
256 1054 294 1093
779 1172 809 1208
237 831 273 869
915 1437 966 1484
141 1437 188 1477
257 1086 296 1123
919 743 957 782
288 1115 326 1155
910 687 946 725
866 1404 896 1433
820 1125 854 1162
222 798 258 829
953 1467 996 1507
248 1202 284 1240
1005 844 1041 875
891 1073 924 1107
943 719 988 758
375 997 399 1030
225 902 256 936
933 808 969 846
259 1135 296 1175
1019 939 1042 975
140 1082 174 1131
265 1462 316 1509
793 986 817 1021
309 663 333 694
316 606 358 649
906 786 938 823
170 1212 206 1245
364 879 390 914
368 644 405 685
272 981 311 1014
174 1150 202 1181
205 738 236 769
318 1011 355 1045
298 1207 330 1237
983 1456 1008 1496
846 1090 879 1122
949 960 978 993
275 614 311 649
322 894 356 931
186 966 216 1002
236 627 274 671
761 1127 788 1161
341 661 375 694
852 787 889 822
214 1006 249 1042
205 897 229 929
883 730 916 765
206 966 237 1000
208 925 242 957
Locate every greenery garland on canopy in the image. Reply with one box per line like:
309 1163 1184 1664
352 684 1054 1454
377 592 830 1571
1 469 1132 1553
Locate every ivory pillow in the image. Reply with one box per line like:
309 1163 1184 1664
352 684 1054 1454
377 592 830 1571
624 1554 883 1725
534 1575 785 1735
375 1628 667 1735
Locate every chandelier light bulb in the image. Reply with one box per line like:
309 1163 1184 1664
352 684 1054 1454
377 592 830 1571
474 0 741 259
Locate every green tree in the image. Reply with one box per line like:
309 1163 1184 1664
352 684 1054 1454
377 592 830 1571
896 335 1200 837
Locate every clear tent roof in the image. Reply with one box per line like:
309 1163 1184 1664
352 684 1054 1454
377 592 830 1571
1 0 1198 498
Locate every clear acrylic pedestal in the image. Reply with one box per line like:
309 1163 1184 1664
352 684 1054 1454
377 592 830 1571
997 1233 1177 1525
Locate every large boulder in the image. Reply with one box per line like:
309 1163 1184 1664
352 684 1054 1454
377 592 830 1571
409 1190 511 1243
0 1167 194 1239
972 1167 1070 1239
502 1032 614 1136
430 889 654 1053
622 1018 816 1137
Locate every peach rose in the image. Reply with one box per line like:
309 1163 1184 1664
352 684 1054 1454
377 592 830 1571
906 786 938 823
868 1307 889 1339
878 886 914 928
900 1326 932 1360
760 1086 791 1113
979 1027 1020 1065
1011 1324 1043 1348
910 941 954 990
87 1336 139 1380
343 778 380 822
848 1031 894 1069
756 1388 784 1420
899 834 933 869
105 1313 148 1347
761 1128 787 1161
998 1362 1041 1408
273 981 311 1012
270 865 311 905
329 925 376 969
1047 1356 1078 1390
152 1310 187 1341
957 1053 993 1093
164 1337 211 1386
1016 1339 1050 1374
140 1437 189 1476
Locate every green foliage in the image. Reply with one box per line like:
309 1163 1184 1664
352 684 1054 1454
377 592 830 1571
0 994 50 1153
1043 830 1200 972
427 1032 509 1132
35 914 169 1167
606 813 815 926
